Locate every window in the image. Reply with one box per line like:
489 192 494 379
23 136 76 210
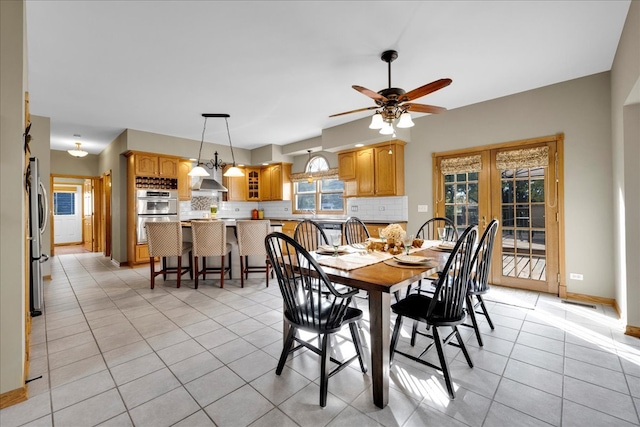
293 155 344 213
54 192 75 215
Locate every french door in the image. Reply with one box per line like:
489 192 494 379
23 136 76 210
433 135 564 295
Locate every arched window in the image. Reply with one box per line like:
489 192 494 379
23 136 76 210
293 155 344 214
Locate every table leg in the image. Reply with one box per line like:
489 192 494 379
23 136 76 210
368 290 390 408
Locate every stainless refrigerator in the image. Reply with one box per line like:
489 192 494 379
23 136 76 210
28 157 49 316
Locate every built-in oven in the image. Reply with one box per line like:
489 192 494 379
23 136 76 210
137 214 179 243
136 190 178 215
136 189 178 243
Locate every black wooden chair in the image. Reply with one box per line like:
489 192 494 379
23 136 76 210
293 219 328 252
406 217 458 298
389 225 478 399
461 219 499 346
343 217 370 247
265 232 367 407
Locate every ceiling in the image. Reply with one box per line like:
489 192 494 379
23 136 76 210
25 1 631 155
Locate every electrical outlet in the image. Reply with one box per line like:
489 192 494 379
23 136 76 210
284 207 288 211
569 273 584 280
234 208 239 212
418 205 428 213
351 206 358 212
379 206 385 211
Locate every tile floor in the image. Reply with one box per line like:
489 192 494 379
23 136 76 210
1 252 639 427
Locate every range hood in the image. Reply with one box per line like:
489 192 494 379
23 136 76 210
193 177 228 192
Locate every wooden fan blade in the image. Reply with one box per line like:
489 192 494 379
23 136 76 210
329 105 378 118
404 103 447 114
353 85 387 102
400 78 452 102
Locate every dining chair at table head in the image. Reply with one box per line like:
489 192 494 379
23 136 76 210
344 217 370 246
145 221 192 289
236 219 271 288
416 217 458 241
191 220 232 289
264 232 367 407
461 219 499 346
294 219 328 252
389 225 478 399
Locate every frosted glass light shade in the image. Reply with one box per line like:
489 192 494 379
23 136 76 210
67 142 88 158
223 166 245 177
188 165 210 177
379 122 394 135
369 113 384 129
397 112 415 128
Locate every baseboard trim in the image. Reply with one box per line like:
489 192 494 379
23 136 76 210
625 325 640 338
111 259 124 268
565 292 615 307
0 386 27 409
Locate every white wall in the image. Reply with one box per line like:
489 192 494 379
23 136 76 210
0 0 26 396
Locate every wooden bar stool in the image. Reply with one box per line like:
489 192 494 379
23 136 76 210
191 220 232 289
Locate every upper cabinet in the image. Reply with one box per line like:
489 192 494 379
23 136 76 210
223 166 247 201
338 140 405 197
223 163 291 202
178 160 192 201
134 153 178 178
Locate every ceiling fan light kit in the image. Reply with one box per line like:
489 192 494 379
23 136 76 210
188 113 245 178
331 50 451 135
67 142 88 158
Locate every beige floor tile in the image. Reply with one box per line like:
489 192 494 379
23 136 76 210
128 387 200 427
109 352 165 386
204 385 274 427
118 368 181 409
185 366 246 407
49 354 107 388
169 351 224 384
53 389 126 427
51 370 115 411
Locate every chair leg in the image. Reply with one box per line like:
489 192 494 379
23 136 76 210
240 256 245 288
276 326 296 375
194 257 200 289
265 259 269 287
220 255 225 289
349 322 367 373
389 315 403 364
319 334 329 407
432 326 455 399
162 257 167 280
176 256 182 288
455 326 473 368
189 251 193 279
466 294 483 347
410 320 419 346
477 295 494 329
149 257 155 289
202 256 207 280
228 253 232 279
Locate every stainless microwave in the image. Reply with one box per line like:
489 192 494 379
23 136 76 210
136 190 178 215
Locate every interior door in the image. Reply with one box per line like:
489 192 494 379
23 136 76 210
434 135 563 294
53 185 82 244
83 179 93 251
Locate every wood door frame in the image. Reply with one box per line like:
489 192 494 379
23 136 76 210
103 171 112 258
432 133 566 296
50 174 103 255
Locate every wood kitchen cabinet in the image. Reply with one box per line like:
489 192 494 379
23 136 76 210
223 166 247 201
259 167 272 201
337 140 405 197
246 168 260 201
134 153 179 178
178 160 192 201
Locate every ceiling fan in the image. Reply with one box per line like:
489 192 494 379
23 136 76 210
330 50 452 133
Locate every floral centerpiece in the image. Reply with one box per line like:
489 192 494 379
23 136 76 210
366 223 423 254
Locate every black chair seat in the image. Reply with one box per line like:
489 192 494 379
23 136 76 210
286 305 363 334
392 294 466 327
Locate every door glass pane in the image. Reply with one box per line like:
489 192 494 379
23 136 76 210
443 172 479 230
500 166 547 281
54 192 75 215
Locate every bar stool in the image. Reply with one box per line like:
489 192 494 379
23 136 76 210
191 220 232 289
236 219 271 288
145 221 192 289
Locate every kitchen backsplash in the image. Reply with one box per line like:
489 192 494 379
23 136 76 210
181 195 407 221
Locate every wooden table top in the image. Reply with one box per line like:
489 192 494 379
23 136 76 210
312 247 449 294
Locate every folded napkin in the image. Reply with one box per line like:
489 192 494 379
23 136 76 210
317 245 351 255
318 251 392 271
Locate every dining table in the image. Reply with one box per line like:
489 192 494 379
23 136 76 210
310 241 452 409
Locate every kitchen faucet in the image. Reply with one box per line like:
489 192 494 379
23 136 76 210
306 209 316 217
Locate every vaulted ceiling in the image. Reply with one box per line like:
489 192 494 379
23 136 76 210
25 1 631 154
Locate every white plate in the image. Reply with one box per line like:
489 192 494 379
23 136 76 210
394 255 431 265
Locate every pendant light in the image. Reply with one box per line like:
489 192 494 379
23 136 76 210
67 142 88 158
221 115 244 177
187 115 211 177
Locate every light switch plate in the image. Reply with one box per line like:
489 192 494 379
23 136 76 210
418 205 428 212
569 273 583 280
